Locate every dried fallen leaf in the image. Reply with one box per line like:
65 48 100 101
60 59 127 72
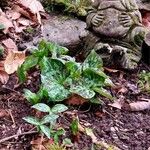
0 109 9 118
14 0 45 24
31 136 48 150
128 101 150 111
109 96 125 110
104 67 119 73
4 51 25 74
2 38 18 52
66 94 87 105
0 70 9 84
0 11 14 34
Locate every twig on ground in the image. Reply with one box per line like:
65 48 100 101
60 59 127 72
0 130 38 144
7 109 16 127
2 85 20 94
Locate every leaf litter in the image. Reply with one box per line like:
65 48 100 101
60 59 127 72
0 0 45 84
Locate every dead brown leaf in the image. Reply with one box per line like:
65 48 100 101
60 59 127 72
14 0 45 24
0 70 9 84
4 50 25 74
0 11 14 34
128 101 150 111
0 109 9 118
31 136 51 150
104 67 119 73
2 38 18 52
66 94 87 105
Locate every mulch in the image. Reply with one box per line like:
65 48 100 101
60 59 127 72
0 63 150 150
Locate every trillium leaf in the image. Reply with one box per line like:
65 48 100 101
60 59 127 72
32 103 50 112
24 89 40 104
40 57 70 101
23 117 40 126
52 104 68 114
41 114 59 124
83 50 103 71
41 75 70 101
17 55 39 82
70 85 95 99
40 125 51 139
93 87 113 100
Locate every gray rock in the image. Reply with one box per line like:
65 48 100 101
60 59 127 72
25 14 87 53
136 0 150 11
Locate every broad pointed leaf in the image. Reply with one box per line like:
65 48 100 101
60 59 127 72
70 85 95 99
32 103 50 112
40 125 51 139
24 89 40 104
23 117 40 126
93 87 113 100
52 104 68 114
41 114 59 124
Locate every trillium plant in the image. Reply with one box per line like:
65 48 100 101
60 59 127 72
23 103 68 139
18 40 113 104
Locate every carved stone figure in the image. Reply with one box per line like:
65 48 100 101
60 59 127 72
83 0 147 69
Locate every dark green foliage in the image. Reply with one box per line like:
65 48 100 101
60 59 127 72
23 103 68 139
18 40 113 104
42 0 92 16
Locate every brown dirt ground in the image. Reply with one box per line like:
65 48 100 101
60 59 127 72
0 63 150 150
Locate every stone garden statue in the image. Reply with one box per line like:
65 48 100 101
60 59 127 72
84 0 147 69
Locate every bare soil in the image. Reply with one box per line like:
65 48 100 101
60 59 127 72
0 63 150 150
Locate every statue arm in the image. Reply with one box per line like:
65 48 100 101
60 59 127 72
129 10 143 25
86 1 99 29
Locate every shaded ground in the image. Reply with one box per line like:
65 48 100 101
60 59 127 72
0 63 150 150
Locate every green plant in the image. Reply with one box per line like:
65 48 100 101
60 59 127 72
23 103 68 139
43 0 92 16
138 70 150 93
70 118 79 136
18 40 113 104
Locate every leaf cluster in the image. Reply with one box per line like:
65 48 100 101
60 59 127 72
23 103 68 139
42 0 92 16
18 40 113 104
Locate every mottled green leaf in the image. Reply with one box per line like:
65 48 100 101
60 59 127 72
41 114 59 124
52 104 68 114
40 57 70 101
70 85 95 99
41 75 70 101
23 117 40 126
32 103 50 112
24 89 40 104
40 125 51 139
93 87 113 100
83 50 103 70
17 66 26 83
